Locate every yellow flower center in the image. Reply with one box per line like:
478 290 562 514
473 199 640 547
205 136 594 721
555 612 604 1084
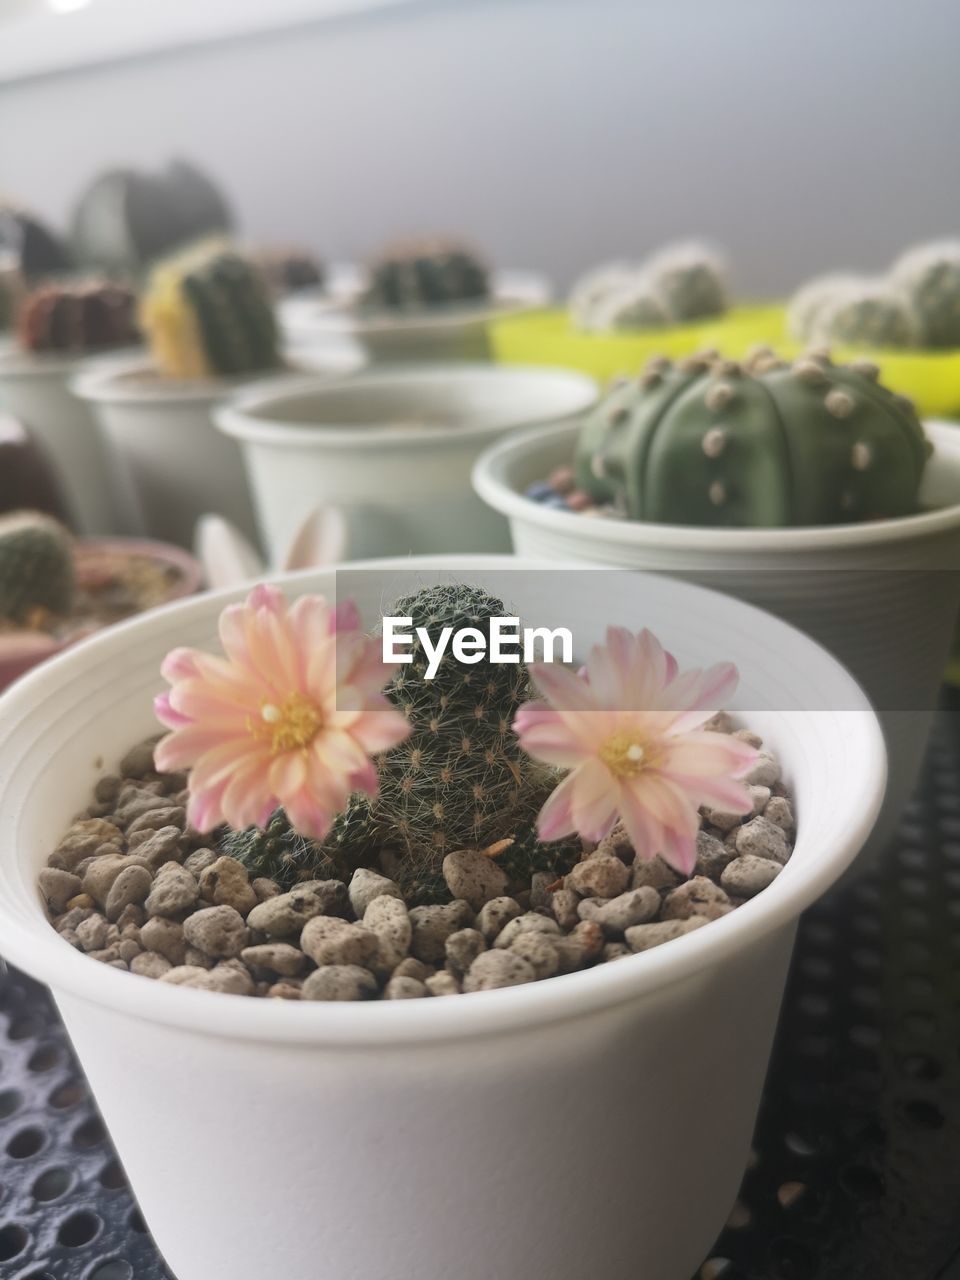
254 693 324 754
600 733 653 779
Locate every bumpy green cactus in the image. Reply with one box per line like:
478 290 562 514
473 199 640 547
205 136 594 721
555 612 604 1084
644 241 727 322
362 240 489 310
0 512 75 623
892 241 960 348
575 349 931 527
18 278 139 355
141 242 281 379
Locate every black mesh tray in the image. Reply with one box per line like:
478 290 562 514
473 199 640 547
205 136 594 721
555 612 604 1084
4 699 960 1280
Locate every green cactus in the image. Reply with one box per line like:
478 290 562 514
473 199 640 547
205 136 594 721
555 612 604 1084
361 240 489 311
892 241 960 348
574 349 931 527
141 242 281 379
809 282 918 350
491 822 583 889
368 584 553 858
588 274 669 333
0 512 75 623
221 794 380 891
644 241 727 322
18 278 139 355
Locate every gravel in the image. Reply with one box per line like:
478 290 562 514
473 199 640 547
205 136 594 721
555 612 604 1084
41 725 798 1001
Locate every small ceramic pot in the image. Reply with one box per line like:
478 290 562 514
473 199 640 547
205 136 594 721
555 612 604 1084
215 364 599 565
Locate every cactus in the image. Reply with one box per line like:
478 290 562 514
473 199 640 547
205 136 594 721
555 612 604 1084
891 240 960 348
0 206 72 281
72 159 233 276
574 348 931 527
809 281 918 349
644 241 727 323
17 278 139 355
0 512 75 623
361 239 489 310
581 272 669 333
254 247 325 296
141 242 281 379
490 822 583 888
787 272 863 342
569 242 726 331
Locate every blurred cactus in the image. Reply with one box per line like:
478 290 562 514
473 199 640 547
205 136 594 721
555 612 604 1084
569 240 727 332
141 242 281 379
362 239 489 310
644 241 727 322
0 511 75 624
253 247 325 296
0 206 72 282
892 241 960 348
18 278 139 355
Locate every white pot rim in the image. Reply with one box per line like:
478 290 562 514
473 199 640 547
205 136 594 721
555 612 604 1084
0 555 885 1048
0 345 145 381
214 364 599 450
473 419 960 552
72 356 243 406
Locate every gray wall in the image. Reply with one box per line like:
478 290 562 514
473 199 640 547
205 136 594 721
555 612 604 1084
1 0 959 295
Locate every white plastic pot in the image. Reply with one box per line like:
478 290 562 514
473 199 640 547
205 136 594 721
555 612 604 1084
215 365 599 565
0 347 142 535
0 556 884 1280
474 420 960 846
72 357 265 551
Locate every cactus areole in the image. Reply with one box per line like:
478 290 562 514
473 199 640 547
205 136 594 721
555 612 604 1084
574 349 931 528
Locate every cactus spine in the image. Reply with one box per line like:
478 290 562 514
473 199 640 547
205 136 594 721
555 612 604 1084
0 512 75 623
575 349 931 527
141 242 281 379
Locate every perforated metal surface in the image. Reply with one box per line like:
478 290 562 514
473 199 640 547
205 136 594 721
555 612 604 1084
2 704 960 1280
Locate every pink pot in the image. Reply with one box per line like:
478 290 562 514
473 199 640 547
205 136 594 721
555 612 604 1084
0 537 203 692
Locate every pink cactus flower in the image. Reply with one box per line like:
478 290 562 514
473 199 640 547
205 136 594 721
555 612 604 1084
513 627 758 875
153 584 409 839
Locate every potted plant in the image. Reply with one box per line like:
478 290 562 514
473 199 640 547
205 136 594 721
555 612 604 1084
0 276 144 535
0 557 884 1280
72 241 362 551
214 363 599 564
0 510 202 690
278 237 550 364
473 347 960 848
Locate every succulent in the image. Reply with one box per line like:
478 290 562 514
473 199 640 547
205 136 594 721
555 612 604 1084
569 242 727 332
809 280 918 349
584 273 669 333
71 159 233 276
17 278 139 355
0 511 75 623
574 348 931 527
253 247 325 296
787 272 863 342
490 822 582 888
0 206 72 281
891 240 960 348
361 239 489 310
141 242 282 379
643 241 727 323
